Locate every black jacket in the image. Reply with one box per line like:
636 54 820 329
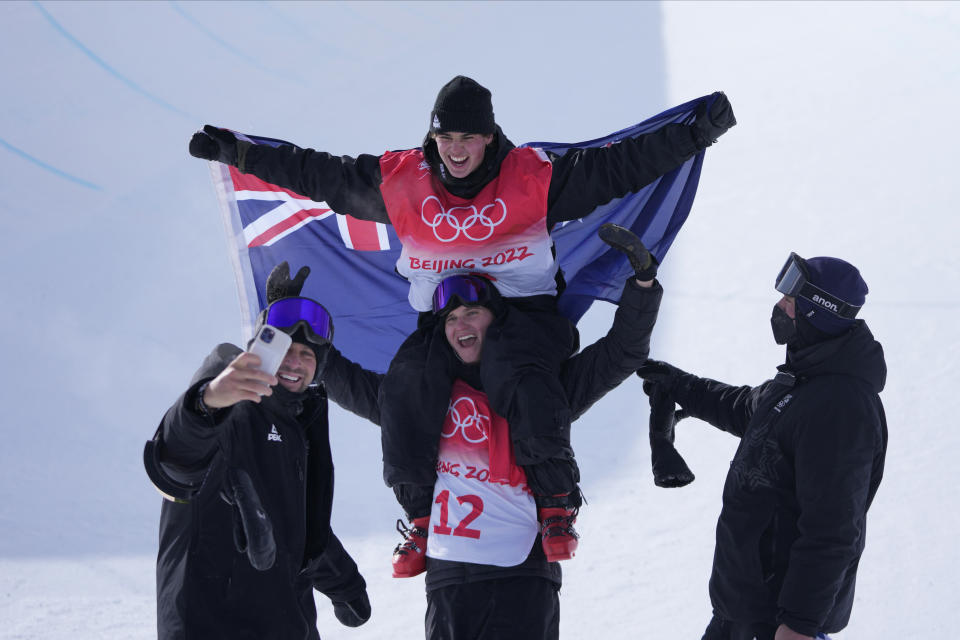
233 121 701 229
322 279 663 590
150 344 365 640
669 322 887 636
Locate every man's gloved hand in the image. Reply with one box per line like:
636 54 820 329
636 359 688 397
332 591 372 627
691 91 736 149
189 124 239 165
266 261 310 304
598 223 658 281
648 384 695 488
305 531 370 626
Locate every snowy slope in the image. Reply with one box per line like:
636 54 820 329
0 1 957 638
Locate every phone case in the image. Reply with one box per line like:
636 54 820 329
247 325 292 376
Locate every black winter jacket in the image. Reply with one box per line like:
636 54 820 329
150 344 365 640
232 122 701 228
669 322 887 637
321 279 663 590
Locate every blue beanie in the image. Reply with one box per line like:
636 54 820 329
794 256 868 335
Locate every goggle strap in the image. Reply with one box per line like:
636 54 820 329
797 282 861 320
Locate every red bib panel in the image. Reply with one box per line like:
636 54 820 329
379 148 556 311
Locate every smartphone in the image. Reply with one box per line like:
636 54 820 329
247 324 292 377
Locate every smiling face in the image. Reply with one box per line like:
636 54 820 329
433 131 494 178
444 304 495 364
276 342 317 393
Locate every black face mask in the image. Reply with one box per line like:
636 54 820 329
771 304 797 345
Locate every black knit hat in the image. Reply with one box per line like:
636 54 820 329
429 76 496 135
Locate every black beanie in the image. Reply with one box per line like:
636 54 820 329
430 76 496 135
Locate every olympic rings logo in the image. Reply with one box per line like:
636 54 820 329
442 396 490 443
420 196 508 243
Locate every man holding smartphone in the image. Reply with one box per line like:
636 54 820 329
144 264 370 640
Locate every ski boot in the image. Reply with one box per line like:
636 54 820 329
391 516 430 578
598 223 657 281
539 507 579 562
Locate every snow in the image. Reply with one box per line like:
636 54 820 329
1 1 957 637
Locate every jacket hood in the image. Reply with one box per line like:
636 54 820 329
783 320 886 393
421 125 516 199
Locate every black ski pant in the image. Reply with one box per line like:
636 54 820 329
425 577 559 640
379 295 581 519
702 615 778 640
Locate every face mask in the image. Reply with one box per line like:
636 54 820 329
771 304 797 345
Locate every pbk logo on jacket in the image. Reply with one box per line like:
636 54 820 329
442 396 490 444
420 196 508 242
267 425 282 442
773 394 793 414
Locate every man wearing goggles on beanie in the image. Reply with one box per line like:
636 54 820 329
319 226 664 640
189 76 735 571
143 263 370 640
637 253 888 640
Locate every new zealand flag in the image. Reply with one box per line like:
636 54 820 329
209 95 712 372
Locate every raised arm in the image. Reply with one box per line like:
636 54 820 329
562 277 664 419
319 344 385 427
189 125 390 223
545 92 735 226
153 343 272 487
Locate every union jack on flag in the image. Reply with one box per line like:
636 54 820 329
208 95 714 372
210 133 412 372
229 168 391 251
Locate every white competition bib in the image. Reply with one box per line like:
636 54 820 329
425 385 538 566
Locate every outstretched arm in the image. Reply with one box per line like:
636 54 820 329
637 360 763 439
545 92 735 226
189 125 390 223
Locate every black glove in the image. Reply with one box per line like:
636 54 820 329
266 261 310 304
648 384 694 488
189 124 239 165
598 223 658 281
221 467 276 571
333 591 372 627
636 359 688 396
304 531 369 626
691 92 736 149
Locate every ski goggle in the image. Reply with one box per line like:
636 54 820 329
775 253 860 320
261 297 334 344
432 275 496 315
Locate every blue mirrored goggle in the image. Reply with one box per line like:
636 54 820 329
432 275 495 315
262 297 334 343
775 253 860 320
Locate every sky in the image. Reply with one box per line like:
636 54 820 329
1 1 958 638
